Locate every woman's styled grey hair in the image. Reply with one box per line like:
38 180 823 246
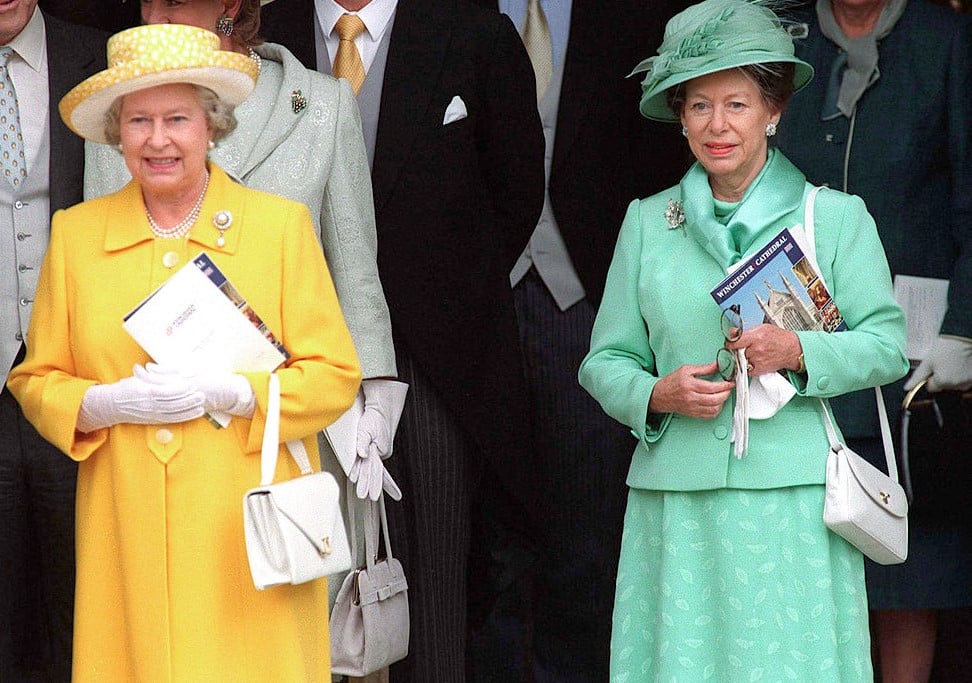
103 85 237 147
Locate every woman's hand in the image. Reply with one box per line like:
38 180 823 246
649 361 734 419
76 364 206 433
139 363 256 417
725 324 803 375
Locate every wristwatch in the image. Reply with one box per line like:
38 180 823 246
796 353 806 374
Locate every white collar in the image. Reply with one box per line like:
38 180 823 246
317 0 397 43
6 6 45 73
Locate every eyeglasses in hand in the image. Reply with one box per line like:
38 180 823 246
716 307 743 381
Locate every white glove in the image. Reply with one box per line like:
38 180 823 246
904 335 972 392
349 379 409 501
141 363 256 417
731 348 749 458
749 371 797 420
77 364 206 432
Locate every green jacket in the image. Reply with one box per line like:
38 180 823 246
579 150 908 491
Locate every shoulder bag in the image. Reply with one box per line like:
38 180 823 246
819 394 908 564
242 373 353 590
802 186 908 564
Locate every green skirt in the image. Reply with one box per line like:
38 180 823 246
611 486 873 682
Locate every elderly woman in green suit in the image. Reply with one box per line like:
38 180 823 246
578 1 908 680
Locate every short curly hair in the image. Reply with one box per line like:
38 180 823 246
103 85 238 146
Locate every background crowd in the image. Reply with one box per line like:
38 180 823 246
0 0 968 681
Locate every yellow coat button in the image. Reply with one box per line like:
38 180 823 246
162 251 180 269
155 428 174 445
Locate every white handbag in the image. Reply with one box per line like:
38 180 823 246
242 373 353 590
819 392 908 565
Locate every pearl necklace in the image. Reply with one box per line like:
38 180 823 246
145 172 210 239
248 46 262 74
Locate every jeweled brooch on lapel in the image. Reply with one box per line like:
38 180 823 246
665 198 685 235
291 90 307 114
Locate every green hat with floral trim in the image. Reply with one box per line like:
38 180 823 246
631 0 813 122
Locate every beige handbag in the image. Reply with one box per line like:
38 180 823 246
330 488 409 676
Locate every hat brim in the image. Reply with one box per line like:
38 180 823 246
639 52 814 122
60 60 256 144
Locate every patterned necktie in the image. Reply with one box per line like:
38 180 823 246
520 0 552 101
0 47 27 187
333 14 367 95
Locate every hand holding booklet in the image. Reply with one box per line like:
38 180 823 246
122 252 289 427
710 226 847 334
709 223 846 454
123 253 405 500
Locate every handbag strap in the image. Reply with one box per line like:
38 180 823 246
258 373 315 486
817 391 899 482
345 481 396 570
803 186 899 482
802 185 825 277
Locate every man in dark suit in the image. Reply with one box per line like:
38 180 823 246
260 1 545 680
473 1 687 680
0 3 106 681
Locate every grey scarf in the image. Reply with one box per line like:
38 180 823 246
816 0 907 119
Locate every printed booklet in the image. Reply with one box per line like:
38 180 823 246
123 252 289 426
710 227 847 333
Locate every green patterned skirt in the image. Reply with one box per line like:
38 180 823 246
611 486 873 682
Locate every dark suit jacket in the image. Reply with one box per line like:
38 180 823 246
474 0 690 304
45 12 108 216
261 0 545 494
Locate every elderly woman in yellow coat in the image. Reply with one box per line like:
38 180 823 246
6 25 360 682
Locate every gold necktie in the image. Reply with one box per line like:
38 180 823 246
520 0 552 101
333 14 366 95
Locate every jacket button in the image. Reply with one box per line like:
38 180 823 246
155 428 174 445
162 251 180 269
714 425 729 440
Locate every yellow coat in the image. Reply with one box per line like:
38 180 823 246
8 164 361 682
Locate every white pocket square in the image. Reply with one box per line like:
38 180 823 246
442 95 467 125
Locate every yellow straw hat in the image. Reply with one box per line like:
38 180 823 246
59 24 259 144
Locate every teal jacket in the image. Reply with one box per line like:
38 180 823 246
579 150 909 492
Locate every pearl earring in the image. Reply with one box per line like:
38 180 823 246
207 140 216 150
765 122 778 137
116 143 123 153
681 125 688 138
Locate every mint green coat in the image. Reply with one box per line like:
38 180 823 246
579 150 909 492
